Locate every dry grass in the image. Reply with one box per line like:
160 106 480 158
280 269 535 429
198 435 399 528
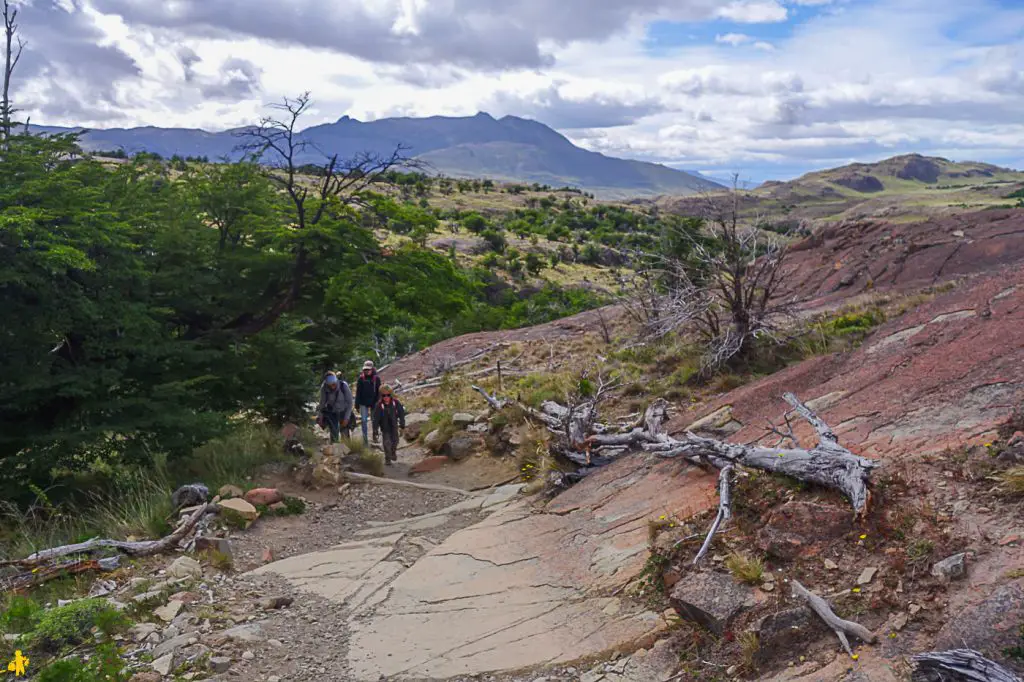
997 466 1024 496
739 631 760 671
725 552 765 585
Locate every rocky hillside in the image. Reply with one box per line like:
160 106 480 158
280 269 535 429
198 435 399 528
656 154 1024 224
4 208 1022 682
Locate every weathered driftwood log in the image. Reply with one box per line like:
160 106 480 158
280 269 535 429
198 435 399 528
791 579 876 657
4 503 218 568
2 556 121 593
693 465 733 566
646 392 877 514
911 650 1021 682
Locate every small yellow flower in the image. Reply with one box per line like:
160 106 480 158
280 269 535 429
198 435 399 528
659 515 667 520
983 442 992 448
859 534 867 540
851 654 859 661
852 587 861 593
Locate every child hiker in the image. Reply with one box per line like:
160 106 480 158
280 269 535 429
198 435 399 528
372 384 406 466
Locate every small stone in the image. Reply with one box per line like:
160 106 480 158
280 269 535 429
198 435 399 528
222 623 264 643
824 559 839 570
857 567 878 585
909 603 922 615
167 556 203 579
268 639 284 647
154 600 184 622
451 412 477 427
244 488 284 506
999 533 1021 546
129 622 160 642
267 677 281 682
151 653 175 676
261 595 294 610
891 613 909 631
727 665 739 676
670 570 755 635
261 548 274 563
269 501 287 512
129 673 162 682
761 581 776 592
932 553 967 581
217 484 244 499
241 650 255 660
194 536 233 558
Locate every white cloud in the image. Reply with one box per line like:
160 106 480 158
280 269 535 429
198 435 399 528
716 32 752 46
716 1 788 23
11 0 1024 180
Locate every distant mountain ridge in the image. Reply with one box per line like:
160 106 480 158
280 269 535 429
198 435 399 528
35 113 723 198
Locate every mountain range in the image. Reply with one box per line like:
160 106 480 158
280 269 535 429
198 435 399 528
35 113 723 198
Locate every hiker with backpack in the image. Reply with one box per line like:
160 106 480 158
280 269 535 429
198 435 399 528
317 371 353 444
355 360 381 445
372 384 406 465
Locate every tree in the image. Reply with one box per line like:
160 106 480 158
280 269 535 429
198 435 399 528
462 212 488 234
525 251 544 276
2 0 25 141
231 92 409 336
623 183 793 381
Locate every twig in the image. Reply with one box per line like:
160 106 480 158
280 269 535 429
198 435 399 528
791 579 876 657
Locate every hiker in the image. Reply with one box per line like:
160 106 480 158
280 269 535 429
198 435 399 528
337 372 355 440
317 372 353 444
372 384 406 465
355 360 381 444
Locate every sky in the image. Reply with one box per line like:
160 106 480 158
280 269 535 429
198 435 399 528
14 0 1024 182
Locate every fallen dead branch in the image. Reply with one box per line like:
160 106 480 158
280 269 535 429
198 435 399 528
340 471 474 497
791 579 876 657
2 503 218 569
911 650 1021 682
2 557 121 594
693 465 733 566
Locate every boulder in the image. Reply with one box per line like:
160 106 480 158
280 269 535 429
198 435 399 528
452 413 477 427
217 484 244 499
443 434 482 461
244 488 284 506
424 429 448 452
129 622 160 642
931 553 967 581
755 607 829 664
209 656 232 674
218 498 259 521
151 654 175 676
221 623 264 643
153 632 196 659
934 583 1024 672
403 413 431 441
756 501 852 560
170 483 209 510
194 536 233 559
153 600 184 622
167 556 202 579
409 456 450 475
669 570 754 635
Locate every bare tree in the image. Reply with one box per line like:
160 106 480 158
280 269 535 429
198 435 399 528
225 92 412 335
2 0 25 141
623 179 794 380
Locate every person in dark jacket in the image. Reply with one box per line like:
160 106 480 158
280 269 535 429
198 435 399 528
317 372 353 443
372 384 406 465
355 360 381 444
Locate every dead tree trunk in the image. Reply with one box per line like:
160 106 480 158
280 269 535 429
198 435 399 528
912 650 1021 682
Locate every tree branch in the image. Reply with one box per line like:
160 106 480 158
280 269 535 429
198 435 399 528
791 579 876 657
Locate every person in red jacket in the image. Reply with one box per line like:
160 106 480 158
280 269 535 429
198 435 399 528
372 385 406 465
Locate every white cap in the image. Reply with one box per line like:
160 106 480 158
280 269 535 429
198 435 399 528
363 360 375 370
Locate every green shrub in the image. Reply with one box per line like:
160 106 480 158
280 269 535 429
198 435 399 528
27 599 128 652
36 642 129 681
1 595 42 634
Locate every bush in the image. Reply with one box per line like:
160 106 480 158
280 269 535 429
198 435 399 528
27 599 128 652
481 229 507 253
36 642 129 681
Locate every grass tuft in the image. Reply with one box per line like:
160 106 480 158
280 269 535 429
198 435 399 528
725 552 765 585
997 466 1024 496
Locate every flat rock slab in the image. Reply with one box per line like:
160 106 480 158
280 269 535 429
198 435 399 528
347 455 716 680
248 533 404 607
